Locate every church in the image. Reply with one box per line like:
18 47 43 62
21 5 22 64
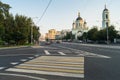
102 5 110 29
72 12 88 40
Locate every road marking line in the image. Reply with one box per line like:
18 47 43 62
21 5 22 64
28 57 34 59
6 68 84 78
0 67 5 70
0 72 47 80
95 54 111 58
24 63 84 67
58 45 111 58
83 52 111 58
26 60 83 65
34 54 39 57
35 56 84 61
6 56 84 78
20 59 27 62
15 66 84 74
0 54 34 57
10 62 19 65
58 52 66 55
19 64 83 70
44 50 50 55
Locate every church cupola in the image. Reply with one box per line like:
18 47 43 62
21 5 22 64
76 12 83 21
104 4 108 11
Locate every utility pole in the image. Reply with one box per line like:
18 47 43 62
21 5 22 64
31 25 33 44
31 17 38 45
106 22 109 44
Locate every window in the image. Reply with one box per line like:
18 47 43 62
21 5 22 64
106 14 108 19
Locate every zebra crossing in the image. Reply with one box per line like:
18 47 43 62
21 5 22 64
4 46 110 79
43 49 111 58
6 56 84 78
44 50 67 56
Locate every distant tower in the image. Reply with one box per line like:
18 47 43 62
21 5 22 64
102 4 110 28
72 21 75 29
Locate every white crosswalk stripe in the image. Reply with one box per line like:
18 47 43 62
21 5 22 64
34 54 39 57
20 59 27 62
58 52 66 55
10 62 19 65
28 57 34 59
44 50 50 55
44 50 67 56
57 45 111 58
0 67 5 70
6 56 84 78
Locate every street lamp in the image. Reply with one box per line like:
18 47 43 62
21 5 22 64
31 25 33 44
31 17 38 44
106 22 109 44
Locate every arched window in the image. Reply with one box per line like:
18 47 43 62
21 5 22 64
106 14 108 19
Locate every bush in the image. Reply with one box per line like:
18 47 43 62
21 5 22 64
0 40 5 45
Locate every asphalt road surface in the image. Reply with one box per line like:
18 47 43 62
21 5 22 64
52 42 120 80
0 42 120 80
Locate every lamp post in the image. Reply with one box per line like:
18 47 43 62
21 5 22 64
106 22 109 44
31 17 38 44
31 25 33 44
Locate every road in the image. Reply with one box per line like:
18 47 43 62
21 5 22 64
52 42 120 80
0 42 120 80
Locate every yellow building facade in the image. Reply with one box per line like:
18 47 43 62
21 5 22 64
45 29 57 40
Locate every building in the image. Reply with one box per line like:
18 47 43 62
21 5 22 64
60 29 70 39
72 12 88 40
45 33 49 40
39 35 45 41
102 5 110 28
45 29 57 40
55 31 61 40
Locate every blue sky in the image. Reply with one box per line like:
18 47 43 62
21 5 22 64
2 0 120 35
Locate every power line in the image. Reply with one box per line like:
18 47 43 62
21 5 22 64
36 0 52 24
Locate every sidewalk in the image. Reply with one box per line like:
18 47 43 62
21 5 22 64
63 42 120 49
0 46 29 50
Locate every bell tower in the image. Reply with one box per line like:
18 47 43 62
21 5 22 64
102 4 110 28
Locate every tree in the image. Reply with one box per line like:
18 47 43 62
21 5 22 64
0 1 40 45
97 28 106 41
108 25 118 42
86 25 118 43
78 32 87 42
0 1 11 44
87 27 98 41
33 26 40 42
3 14 14 44
63 31 72 40
0 1 11 18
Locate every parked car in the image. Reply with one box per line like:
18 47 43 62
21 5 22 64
45 41 51 45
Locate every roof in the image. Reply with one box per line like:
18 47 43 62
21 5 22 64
104 8 109 11
76 17 83 21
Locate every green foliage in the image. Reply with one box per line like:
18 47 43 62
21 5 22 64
63 32 72 40
0 1 40 45
108 25 118 42
0 39 5 45
87 27 98 41
78 32 87 41
85 26 118 43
